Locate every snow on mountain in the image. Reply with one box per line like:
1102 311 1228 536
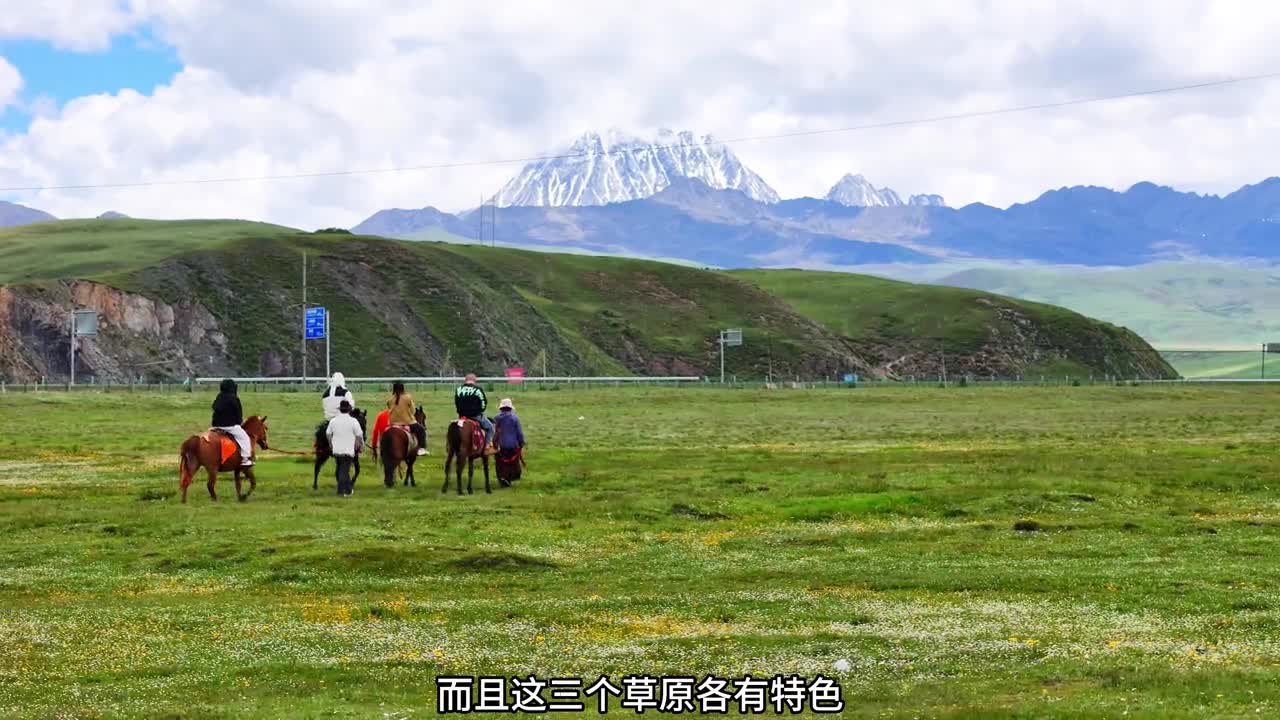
825 174 904 207
909 194 946 207
825 174 947 208
489 128 781 207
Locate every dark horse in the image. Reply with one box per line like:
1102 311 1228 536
380 406 426 488
178 416 270 503
313 408 368 490
444 417 491 495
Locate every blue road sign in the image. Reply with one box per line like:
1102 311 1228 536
304 306 327 340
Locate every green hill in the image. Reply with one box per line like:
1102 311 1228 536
732 269 1175 380
938 262 1280 348
0 219 1175 382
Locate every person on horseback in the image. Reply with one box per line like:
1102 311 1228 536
322 372 355 419
454 373 494 454
386 381 428 456
211 378 253 467
317 371 355 452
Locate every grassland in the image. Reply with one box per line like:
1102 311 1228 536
1 384 1278 718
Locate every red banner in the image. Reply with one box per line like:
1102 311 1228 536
505 367 525 384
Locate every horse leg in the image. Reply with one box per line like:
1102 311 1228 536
313 452 326 490
443 450 453 494
247 467 257 498
456 453 464 496
483 455 491 494
467 457 474 495
206 465 218 501
353 455 360 485
234 469 244 502
407 458 416 487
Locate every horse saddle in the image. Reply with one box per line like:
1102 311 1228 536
456 417 486 450
201 429 239 466
388 424 419 454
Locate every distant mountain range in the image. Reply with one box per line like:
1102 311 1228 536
353 127 1280 267
355 174 1280 268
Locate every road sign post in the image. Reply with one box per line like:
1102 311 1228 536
304 306 327 383
719 328 743 384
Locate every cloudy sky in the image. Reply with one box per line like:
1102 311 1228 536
0 0 1278 229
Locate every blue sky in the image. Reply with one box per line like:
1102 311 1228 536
0 30 180 132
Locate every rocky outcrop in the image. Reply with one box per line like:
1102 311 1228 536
0 281 229 383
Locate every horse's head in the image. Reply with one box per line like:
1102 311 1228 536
245 415 270 451
414 406 426 425
352 408 368 433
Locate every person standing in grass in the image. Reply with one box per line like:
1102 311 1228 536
326 400 363 496
493 398 526 485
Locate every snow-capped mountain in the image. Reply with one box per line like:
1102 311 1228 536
825 174 903 207
908 194 946 207
825 174 946 208
489 128 781 207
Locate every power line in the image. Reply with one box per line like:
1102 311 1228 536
4 70 1279 194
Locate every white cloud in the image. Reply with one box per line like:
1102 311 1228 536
0 58 21 110
0 0 145 51
3 0 1280 228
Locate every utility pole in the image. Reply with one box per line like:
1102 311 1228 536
940 338 947 386
325 309 331 380
1263 344 1267 380
301 251 307 383
68 313 75 386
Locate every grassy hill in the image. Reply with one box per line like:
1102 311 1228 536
0 219 1176 382
938 261 1280 348
732 269 1175 379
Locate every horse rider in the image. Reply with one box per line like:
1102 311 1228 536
386 381 428 456
317 371 355 450
454 373 495 454
211 378 253 467
322 371 355 419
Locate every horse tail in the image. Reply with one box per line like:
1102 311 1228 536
446 420 461 455
380 429 396 488
178 437 198 489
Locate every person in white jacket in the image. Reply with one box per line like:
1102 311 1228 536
325 400 364 496
317 372 356 455
322 372 355 419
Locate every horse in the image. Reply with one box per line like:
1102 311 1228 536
379 406 426 488
178 416 270 503
444 416 491 495
313 408 368 490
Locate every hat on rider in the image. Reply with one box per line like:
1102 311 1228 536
327 372 346 395
499 398 513 410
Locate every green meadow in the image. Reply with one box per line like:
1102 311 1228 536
1 384 1277 718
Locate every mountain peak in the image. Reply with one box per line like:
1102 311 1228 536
490 128 780 207
826 174 904 207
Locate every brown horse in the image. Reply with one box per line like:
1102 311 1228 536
444 416 491 495
379 406 426 488
178 416 270 503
